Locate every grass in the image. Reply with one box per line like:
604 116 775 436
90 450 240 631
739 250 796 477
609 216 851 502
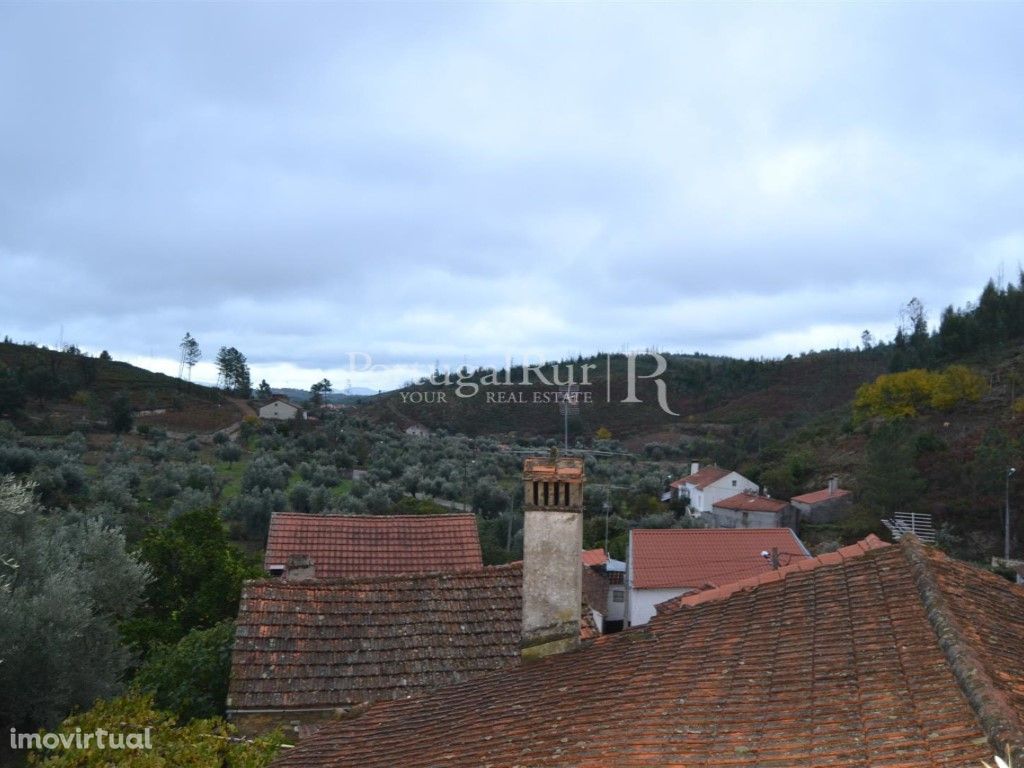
331 478 353 501
215 460 246 501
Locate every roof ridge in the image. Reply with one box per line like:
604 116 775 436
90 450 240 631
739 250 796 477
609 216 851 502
246 562 523 590
270 511 475 520
899 534 1024 763
658 534 888 613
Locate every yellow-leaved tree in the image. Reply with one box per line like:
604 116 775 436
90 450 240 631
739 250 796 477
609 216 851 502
854 365 987 422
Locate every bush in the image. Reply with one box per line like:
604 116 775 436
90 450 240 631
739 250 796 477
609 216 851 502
0 478 149 731
132 621 235 721
25 692 282 767
216 442 243 465
241 454 291 493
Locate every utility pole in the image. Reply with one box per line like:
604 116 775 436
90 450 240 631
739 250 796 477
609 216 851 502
1006 467 1016 561
603 496 611 554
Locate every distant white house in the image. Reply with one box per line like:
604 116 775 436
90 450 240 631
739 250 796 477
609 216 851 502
258 397 306 421
405 424 431 437
669 463 758 513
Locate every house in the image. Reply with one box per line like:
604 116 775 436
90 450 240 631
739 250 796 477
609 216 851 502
232 454 593 736
271 534 1024 768
263 512 483 579
710 491 798 530
227 564 522 735
258 396 306 421
791 475 852 523
625 527 810 626
581 548 626 634
668 462 757 513
404 423 431 437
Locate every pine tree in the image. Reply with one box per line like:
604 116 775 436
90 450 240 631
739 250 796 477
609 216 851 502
178 332 201 381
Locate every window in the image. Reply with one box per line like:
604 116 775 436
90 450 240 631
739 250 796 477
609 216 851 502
612 590 625 603
732 479 737 486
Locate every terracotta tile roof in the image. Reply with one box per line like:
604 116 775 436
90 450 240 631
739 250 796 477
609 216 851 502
581 548 607 567
263 512 483 579
272 537 1024 768
629 528 810 589
792 486 852 504
654 535 888 615
669 466 730 490
228 564 522 712
712 491 791 513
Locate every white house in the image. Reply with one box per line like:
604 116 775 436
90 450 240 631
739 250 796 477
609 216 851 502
669 462 758 514
625 528 810 626
258 397 306 421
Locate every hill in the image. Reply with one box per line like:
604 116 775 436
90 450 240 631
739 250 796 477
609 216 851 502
359 349 890 443
0 341 240 434
270 387 374 406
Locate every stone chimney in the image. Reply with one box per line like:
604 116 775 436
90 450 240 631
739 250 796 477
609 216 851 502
521 453 584 659
828 476 839 496
285 554 315 582
690 461 700 476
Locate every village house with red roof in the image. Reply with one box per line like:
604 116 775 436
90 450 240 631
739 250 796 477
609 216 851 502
710 489 798 530
271 534 1024 768
669 461 757 513
792 475 853 523
232 455 599 737
625 527 810 626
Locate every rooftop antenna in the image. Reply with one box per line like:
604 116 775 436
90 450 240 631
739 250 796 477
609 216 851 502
558 382 579 451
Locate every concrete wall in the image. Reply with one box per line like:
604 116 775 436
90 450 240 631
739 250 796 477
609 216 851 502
522 509 582 652
708 505 798 531
794 496 852 524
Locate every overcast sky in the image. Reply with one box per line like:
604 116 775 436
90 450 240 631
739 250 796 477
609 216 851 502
2 2 1023 391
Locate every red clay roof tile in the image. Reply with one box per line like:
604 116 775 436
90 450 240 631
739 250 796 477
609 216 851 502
228 564 521 712
581 548 607 567
263 512 483 579
272 537 1024 768
792 486 852 504
669 466 731 490
712 491 791 513
629 528 810 589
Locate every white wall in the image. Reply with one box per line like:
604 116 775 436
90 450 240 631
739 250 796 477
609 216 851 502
690 472 758 512
259 402 301 420
605 585 626 622
626 586 691 626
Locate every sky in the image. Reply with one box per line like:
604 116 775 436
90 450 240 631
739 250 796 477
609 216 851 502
2 2 1023 392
